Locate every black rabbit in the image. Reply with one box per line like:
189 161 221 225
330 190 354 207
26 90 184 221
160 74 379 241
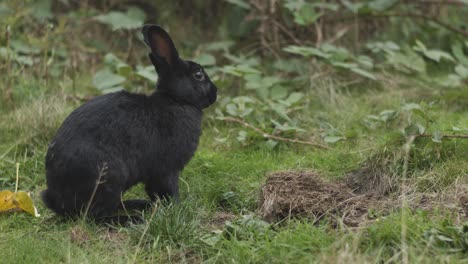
42 24 217 222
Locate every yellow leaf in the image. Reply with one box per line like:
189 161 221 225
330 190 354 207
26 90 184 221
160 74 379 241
0 190 19 212
0 190 40 217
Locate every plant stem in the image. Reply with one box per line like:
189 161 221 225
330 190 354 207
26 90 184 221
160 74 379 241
222 117 331 150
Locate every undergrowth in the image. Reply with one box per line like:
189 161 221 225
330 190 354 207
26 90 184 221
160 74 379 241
1 0 467 263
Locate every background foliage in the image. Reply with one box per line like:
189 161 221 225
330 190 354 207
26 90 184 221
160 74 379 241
0 0 467 263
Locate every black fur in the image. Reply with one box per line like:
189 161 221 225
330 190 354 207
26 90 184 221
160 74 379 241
42 25 217 221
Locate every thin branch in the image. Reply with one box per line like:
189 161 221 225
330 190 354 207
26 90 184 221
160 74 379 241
222 117 331 150
271 20 302 45
376 12 468 38
82 163 108 219
417 134 468 139
410 0 467 6
323 11 468 38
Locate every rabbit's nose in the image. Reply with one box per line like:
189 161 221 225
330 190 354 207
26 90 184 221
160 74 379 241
208 85 217 105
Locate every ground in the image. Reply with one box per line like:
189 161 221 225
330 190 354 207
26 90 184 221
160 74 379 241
0 71 467 263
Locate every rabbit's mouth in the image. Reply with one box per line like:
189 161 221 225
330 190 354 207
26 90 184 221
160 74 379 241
207 85 217 106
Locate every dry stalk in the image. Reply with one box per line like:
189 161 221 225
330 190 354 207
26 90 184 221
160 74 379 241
222 117 331 150
82 162 108 219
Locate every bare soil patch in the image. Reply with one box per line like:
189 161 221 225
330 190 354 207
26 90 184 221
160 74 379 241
206 211 237 229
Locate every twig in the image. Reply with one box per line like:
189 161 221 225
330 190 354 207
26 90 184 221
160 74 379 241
376 12 468 38
400 135 416 264
82 163 108 219
417 134 468 139
132 203 159 264
15 163 19 194
409 0 467 6
322 9 468 38
222 117 331 150
271 20 302 45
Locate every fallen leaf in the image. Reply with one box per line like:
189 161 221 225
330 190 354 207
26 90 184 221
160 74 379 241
0 190 40 217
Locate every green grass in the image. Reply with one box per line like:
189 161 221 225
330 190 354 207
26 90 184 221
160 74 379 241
1 28 468 263
1 1 467 262
1 77 467 263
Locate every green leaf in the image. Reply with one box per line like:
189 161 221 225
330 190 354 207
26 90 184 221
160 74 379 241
286 92 304 105
356 55 374 68
103 53 121 66
31 0 52 20
433 74 462 88
237 130 247 142
284 1 303 11
311 3 339 11
95 7 145 31
194 53 216 66
16 56 34 66
451 42 468 66
226 103 238 116
402 103 422 111
232 96 255 104
221 65 261 76
379 110 398 122
224 53 259 66
116 63 132 77
265 139 278 149
104 53 132 77
332 62 358 69
283 46 330 59
10 40 41 54
256 86 269 100
271 104 292 121
223 0 250 9
228 96 255 117
101 86 124 94
431 131 443 143
201 232 222 246
0 3 12 16
206 41 235 51
262 76 281 87
424 50 455 63
366 41 400 53
340 0 365 13
244 74 262 89
368 0 398 12
414 41 454 62
324 136 345 143
270 119 304 132
386 50 426 73
273 59 304 73
455 64 468 78
404 124 425 136
349 67 377 80
93 69 126 90
135 65 156 82
321 44 351 61
293 3 322 26
270 86 288 100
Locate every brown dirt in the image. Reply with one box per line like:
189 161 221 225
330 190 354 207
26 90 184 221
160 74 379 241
69 225 91 245
207 211 237 229
257 170 467 227
416 183 468 222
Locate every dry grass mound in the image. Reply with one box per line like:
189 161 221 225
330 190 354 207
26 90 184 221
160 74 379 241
258 170 467 227
258 171 392 227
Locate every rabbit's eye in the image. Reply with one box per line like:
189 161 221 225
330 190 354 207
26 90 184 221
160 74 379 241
193 71 205 81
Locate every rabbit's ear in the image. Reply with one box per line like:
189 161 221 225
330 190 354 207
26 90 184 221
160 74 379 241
142 24 180 69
